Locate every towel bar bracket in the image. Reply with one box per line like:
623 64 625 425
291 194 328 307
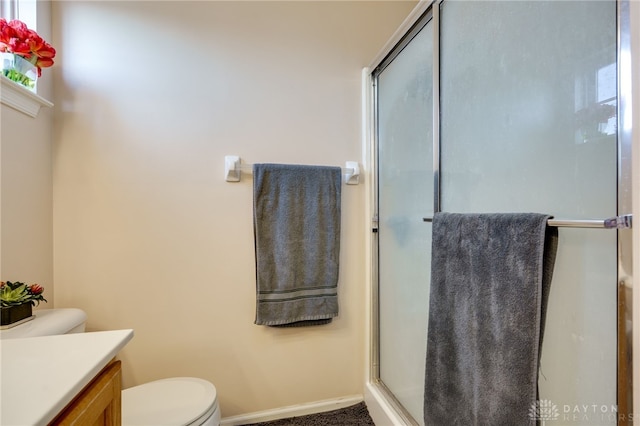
224 155 241 182
604 214 632 229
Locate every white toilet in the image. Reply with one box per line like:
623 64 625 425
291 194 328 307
0 308 221 426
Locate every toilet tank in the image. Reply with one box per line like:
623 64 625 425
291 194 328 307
0 309 87 340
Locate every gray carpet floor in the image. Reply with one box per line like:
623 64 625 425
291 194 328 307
243 402 376 426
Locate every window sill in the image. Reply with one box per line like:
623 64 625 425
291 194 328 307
1 75 53 118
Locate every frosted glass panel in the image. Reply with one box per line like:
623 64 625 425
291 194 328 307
377 20 433 426
440 1 617 424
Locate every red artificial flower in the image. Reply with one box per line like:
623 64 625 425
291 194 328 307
8 39 31 57
26 29 44 52
36 42 56 60
0 19 56 78
7 19 29 39
35 56 54 67
28 284 44 295
0 19 11 51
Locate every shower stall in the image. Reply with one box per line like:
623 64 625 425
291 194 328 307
366 1 633 425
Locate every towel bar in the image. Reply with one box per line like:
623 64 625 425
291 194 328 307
422 214 633 229
224 155 360 185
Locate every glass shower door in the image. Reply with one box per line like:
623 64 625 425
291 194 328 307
374 1 620 424
439 1 618 424
375 12 434 426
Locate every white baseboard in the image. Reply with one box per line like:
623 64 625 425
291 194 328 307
220 395 364 426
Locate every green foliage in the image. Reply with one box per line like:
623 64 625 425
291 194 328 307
2 68 35 88
0 281 47 307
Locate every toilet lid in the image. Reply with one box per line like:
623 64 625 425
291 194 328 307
122 377 217 426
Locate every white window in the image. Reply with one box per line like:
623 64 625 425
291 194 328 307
0 0 17 20
1 0 36 29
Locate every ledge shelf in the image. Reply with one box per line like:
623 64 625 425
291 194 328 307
1 75 53 118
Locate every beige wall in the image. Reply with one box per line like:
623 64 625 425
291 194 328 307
1 106 54 296
51 1 414 417
1 0 55 304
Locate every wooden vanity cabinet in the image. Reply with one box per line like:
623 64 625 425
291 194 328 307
49 360 122 426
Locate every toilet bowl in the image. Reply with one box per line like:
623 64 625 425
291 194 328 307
122 377 220 426
0 308 220 426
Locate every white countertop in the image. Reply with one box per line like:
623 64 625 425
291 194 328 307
0 329 134 426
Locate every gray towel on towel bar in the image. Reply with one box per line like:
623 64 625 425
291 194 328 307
253 163 341 327
424 212 558 426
